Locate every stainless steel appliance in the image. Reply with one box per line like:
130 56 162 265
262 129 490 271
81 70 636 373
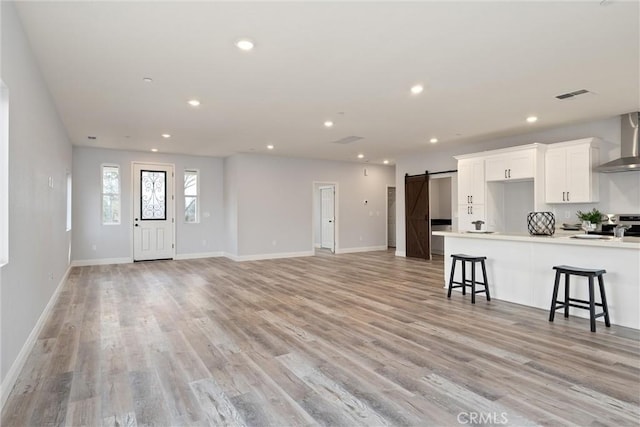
591 214 640 237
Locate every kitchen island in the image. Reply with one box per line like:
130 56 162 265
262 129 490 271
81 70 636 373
432 231 640 329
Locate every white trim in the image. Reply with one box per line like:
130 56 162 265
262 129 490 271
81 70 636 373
0 80 9 267
131 161 176 261
312 181 339 254
224 250 314 262
335 245 388 254
70 257 132 267
395 250 406 257
183 168 200 224
1 265 71 408
101 163 121 225
314 243 321 248
174 252 224 260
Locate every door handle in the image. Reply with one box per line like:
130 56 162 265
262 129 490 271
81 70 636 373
567 192 569 201
135 224 139 227
562 192 565 201
470 206 473 215
504 169 507 179
470 195 473 204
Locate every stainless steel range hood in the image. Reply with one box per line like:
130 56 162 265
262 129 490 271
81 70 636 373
597 112 640 173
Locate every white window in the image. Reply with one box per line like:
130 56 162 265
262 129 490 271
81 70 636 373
66 172 72 231
102 164 121 225
184 169 199 223
0 80 8 266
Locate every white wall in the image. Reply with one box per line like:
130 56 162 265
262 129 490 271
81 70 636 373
72 146 225 261
395 116 640 255
226 154 395 258
223 155 239 257
1 0 73 385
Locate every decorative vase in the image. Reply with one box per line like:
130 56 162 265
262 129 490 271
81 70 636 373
527 212 555 236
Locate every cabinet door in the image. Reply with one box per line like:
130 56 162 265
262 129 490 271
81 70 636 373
457 161 471 205
566 145 591 203
458 204 485 232
508 150 535 180
485 156 508 181
545 148 567 203
471 160 485 203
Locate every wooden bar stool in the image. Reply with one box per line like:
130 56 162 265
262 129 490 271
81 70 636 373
549 265 611 332
447 254 491 304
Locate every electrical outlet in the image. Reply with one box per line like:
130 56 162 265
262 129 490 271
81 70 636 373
564 211 571 219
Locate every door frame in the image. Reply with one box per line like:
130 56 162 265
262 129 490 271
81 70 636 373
130 161 176 261
312 181 339 253
386 185 396 249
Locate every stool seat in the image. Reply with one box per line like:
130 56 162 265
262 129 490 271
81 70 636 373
549 265 610 332
553 265 606 276
452 254 487 262
447 254 490 304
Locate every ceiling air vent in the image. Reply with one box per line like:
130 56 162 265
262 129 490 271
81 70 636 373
330 136 364 144
555 89 591 100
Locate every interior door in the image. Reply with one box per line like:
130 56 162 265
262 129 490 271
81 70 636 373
133 163 174 261
320 186 335 252
405 173 430 259
388 187 396 248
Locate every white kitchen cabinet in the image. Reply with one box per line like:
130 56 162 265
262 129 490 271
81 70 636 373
456 158 486 231
457 204 485 232
457 158 485 205
545 138 600 204
485 149 535 181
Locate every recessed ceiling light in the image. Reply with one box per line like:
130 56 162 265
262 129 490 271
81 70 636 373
357 154 364 159
430 138 438 144
267 144 274 150
236 39 254 51
151 148 158 152
526 116 538 123
324 121 334 128
410 84 424 95
188 99 201 107
161 134 171 139
143 77 153 83
383 160 389 164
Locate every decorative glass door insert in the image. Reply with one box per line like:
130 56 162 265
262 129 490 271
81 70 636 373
140 170 166 220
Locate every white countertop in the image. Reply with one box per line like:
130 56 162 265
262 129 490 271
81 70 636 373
432 230 640 249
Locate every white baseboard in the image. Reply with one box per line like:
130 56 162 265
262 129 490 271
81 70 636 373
224 250 315 262
174 252 224 260
335 245 388 254
431 249 444 255
1 265 71 409
70 257 132 267
395 250 406 257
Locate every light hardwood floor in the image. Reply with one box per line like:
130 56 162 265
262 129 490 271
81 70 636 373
2 250 639 426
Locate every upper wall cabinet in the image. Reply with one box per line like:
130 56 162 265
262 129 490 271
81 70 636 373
545 138 600 204
485 148 536 181
457 158 485 205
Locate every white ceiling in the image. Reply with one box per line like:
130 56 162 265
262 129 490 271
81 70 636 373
14 1 640 164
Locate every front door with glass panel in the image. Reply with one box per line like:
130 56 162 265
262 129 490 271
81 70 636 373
133 163 174 261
